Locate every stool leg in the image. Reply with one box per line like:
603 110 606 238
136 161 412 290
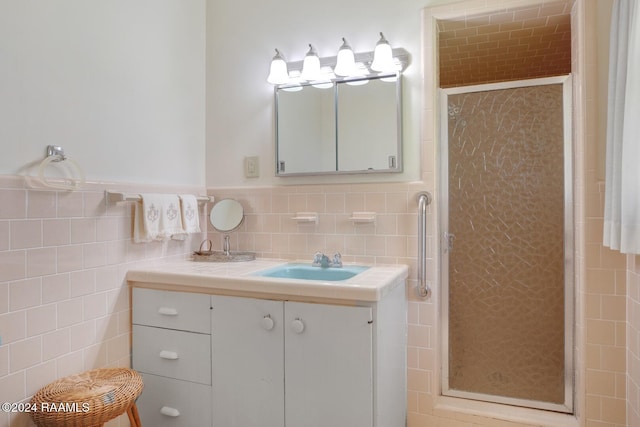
132 403 142 427
127 403 142 427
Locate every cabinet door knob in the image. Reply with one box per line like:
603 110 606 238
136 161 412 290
158 307 178 316
261 315 275 331
291 318 305 334
160 406 180 417
159 350 179 360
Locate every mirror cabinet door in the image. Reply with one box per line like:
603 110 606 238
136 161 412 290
276 85 337 175
337 78 400 171
275 75 401 176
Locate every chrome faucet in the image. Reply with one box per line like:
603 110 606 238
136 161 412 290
312 252 331 267
312 251 342 268
331 252 342 267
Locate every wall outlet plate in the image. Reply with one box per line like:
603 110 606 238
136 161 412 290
244 156 259 178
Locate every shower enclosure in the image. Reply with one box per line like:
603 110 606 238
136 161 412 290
440 76 573 413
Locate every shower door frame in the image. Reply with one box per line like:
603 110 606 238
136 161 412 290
439 75 574 413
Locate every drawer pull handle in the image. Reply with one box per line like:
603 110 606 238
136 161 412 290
160 406 180 417
159 350 179 360
158 307 178 316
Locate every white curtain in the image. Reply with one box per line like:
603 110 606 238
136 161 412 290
603 0 640 254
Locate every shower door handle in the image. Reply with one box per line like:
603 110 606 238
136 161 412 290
444 232 455 253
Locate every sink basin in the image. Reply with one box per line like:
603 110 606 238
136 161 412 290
254 263 369 281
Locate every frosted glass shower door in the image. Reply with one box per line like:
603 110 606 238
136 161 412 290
440 76 573 413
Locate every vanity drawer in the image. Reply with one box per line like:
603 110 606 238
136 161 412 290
133 325 211 385
133 287 211 333
137 373 212 427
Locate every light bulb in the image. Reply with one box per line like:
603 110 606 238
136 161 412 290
334 38 356 76
267 49 289 85
301 44 321 81
371 32 395 72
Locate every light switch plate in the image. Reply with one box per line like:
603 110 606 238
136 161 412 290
244 156 259 178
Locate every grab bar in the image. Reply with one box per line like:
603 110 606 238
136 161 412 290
416 191 433 298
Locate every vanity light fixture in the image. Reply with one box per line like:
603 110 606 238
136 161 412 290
266 33 409 87
371 32 396 72
267 49 289 85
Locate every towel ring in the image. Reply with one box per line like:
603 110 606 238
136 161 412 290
37 150 86 191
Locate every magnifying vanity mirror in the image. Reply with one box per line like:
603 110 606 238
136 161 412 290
275 73 402 176
209 199 244 232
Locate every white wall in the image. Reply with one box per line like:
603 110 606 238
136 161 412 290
206 0 428 187
0 0 206 187
0 0 442 188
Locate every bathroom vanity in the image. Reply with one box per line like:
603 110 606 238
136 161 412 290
127 260 408 427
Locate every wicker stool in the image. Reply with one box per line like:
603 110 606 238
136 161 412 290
29 368 143 427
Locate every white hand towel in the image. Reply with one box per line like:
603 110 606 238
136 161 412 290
179 194 201 234
133 193 184 242
133 201 150 243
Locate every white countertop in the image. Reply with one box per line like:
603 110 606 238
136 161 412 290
126 259 409 302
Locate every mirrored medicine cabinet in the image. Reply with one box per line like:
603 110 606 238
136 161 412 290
275 73 402 176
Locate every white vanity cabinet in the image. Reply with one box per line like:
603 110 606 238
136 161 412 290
130 275 407 427
210 296 374 427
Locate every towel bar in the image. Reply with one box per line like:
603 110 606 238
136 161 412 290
105 190 211 206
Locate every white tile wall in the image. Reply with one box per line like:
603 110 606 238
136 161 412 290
0 176 205 427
